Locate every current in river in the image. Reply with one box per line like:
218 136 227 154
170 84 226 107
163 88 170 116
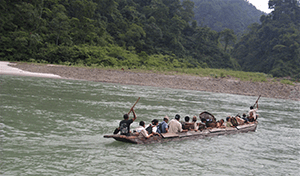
1 75 299 175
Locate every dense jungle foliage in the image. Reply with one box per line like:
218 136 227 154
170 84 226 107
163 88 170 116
0 0 299 80
0 0 238 70
232 0 300 79
192 0 265 34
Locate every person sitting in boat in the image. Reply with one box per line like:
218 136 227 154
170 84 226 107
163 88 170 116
198 118 206 131
119 107 137 136
191 116 199 131
242 113 249 123
145 119 160 136
201 118 215 129
157 116 169 134
181 116 192 130
181 116 198 131
135 121 154 139
203 117 217 128
248 104 259 122
216 119 226 128
168 114 188 133
231 116 239 127
235 115 245 125
226 116 234 127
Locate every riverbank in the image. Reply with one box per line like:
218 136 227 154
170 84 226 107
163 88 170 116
3 62 300 101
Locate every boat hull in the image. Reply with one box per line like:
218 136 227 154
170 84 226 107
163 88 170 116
104 122 258 144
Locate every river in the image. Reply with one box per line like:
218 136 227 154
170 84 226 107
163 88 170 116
1 75 299 175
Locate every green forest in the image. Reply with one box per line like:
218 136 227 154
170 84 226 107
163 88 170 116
0 0 300 80
232 0 300 79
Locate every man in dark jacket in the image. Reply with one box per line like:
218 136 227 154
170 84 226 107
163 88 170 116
119 108 136 136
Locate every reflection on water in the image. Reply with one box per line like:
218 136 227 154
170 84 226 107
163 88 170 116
1 75 299 175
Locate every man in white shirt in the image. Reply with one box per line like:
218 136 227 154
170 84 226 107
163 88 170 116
248 104 259 121
135 121 154 139
168 114 188 133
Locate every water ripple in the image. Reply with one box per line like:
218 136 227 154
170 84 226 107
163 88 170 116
1 75 299 175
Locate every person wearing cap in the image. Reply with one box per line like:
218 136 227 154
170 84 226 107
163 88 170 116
157 116 169 134
168 114 188 133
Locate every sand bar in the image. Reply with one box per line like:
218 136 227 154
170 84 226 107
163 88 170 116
0 61 61 78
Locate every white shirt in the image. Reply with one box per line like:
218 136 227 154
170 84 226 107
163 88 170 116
152 126 157 133
135 126 149 138
249 108 258 120
168 119 183 133
145 124 157 133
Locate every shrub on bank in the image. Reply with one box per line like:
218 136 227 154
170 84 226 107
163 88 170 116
16 44 296 84
32 44 186 69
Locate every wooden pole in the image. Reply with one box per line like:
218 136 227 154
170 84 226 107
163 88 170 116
128 97 140 114
253 95 261 107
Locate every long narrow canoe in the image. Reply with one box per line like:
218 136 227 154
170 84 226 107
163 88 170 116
103 122 258 144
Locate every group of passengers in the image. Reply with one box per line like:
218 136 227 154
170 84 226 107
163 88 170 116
117 103 259 138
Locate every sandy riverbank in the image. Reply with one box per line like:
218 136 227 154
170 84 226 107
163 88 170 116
2 62 300 101
0 61 61 78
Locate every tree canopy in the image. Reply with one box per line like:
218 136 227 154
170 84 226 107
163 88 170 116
1 0 299 80
232 0 300 79
0 0 239 69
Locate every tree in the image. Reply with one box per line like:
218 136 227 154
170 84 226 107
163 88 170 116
49 4 70 45
192 0 264 34
232 0 300 78
0 0 239 70
181 0 195 22
220 28 237 52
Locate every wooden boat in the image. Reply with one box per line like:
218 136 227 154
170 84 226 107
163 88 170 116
103 121 258 144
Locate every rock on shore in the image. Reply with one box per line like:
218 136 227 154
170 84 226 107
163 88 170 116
9 63 300 101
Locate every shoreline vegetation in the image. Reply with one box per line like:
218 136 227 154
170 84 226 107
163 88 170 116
8 62 300 101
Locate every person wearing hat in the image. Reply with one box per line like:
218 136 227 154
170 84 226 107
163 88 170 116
157 116 169 134
168 114 188 133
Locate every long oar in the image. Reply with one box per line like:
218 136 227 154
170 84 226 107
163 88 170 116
128 97 140 114
253 95 261 107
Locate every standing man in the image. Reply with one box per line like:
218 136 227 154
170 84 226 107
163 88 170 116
248 103 259 122
168 114 188 133
119 107 136 136
157 116 169 134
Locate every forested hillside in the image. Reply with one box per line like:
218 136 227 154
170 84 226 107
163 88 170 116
1 0 299 80
0 0 238 70
232 0 300 79
192 0 265 34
